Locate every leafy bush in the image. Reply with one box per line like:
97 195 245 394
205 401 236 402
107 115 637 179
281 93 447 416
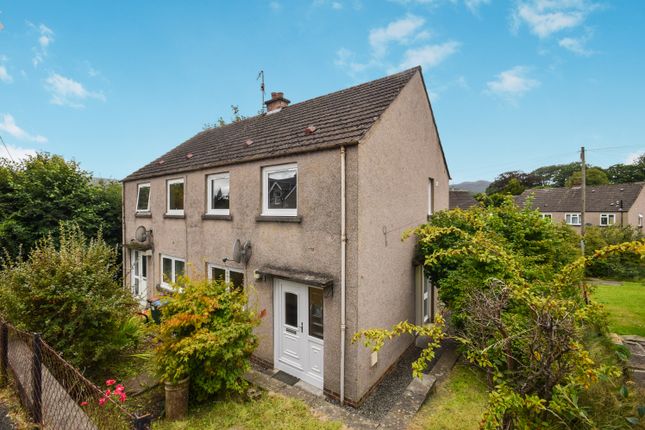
0 223 138 371
153 277 260 401
585 225 644 280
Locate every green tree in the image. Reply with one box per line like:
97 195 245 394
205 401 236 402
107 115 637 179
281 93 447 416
0 154 122 258
203 105 248 130
605 154 645 183
530 162 582 187
565 167 610 187
0 223 138 370
485 171 540 195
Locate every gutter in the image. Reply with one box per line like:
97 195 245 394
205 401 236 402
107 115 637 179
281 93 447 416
340 146 347 405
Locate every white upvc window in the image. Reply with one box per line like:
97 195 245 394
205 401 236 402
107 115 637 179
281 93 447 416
565 213 581 226
415 266 433 325
207 264 244 290
600 213 616 226
639 214 643 227
166 178 185 216
206 173 230 215
136 183 151 212
428 178 434 217
161 255 185 288
262 163 298 216
541 213 552 220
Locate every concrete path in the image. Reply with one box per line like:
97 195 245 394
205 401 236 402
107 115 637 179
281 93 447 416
621 335 645 388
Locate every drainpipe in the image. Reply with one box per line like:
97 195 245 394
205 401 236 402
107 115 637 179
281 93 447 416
121 181 126 287
340 146 347 405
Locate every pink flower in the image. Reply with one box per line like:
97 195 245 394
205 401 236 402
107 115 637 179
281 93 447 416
98 397 107 406
80 401 88 407
114 384 125 394
105 389 111 397
105 379 116 386
118 392 127 403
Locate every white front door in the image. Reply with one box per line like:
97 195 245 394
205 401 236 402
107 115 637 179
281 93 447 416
274 279 324 389
130 250 148 306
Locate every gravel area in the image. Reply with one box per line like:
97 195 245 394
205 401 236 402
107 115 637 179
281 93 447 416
0 403 15 430
327 343 443 421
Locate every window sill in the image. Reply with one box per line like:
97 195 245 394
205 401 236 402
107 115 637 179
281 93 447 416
163 213 185 219
256 215 302 223
135 212 152 218
202 214 233 221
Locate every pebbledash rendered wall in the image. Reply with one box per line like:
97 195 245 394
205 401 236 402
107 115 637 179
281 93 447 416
122 68 450 404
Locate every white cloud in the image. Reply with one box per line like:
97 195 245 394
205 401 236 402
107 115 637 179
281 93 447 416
269 1 282 11
0 65 11 83
0 114 47 143
332 1 343 9
464 0 490 13
334 48 371 77
369 15 425 58
558 36 592 56
312 0 344 9
398 41 460 70
45 73 106 108
485 66 540 102
512 0 599 38
0 143 37 162
625 152 642 165
28 22 55 66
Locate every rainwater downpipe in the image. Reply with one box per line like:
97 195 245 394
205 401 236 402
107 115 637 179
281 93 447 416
340 146 347 405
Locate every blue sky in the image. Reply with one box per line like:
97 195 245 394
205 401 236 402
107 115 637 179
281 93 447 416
0 1 643 183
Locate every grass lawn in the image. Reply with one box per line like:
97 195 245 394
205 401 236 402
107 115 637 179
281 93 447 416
153 391 342 430
593 280 645 336
408 363 488 430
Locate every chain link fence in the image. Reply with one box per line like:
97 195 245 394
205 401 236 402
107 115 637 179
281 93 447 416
0 320 151 430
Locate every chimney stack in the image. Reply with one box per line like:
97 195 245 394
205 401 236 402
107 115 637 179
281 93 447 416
265 92 290 113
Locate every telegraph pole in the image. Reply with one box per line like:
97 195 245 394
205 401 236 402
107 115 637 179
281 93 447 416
580 146 586 255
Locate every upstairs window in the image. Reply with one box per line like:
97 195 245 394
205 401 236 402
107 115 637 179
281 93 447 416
167 178 184 216
262 163 297 216
427 178 434 217
161 255 185 288
565 213 581 226
600 213 616 226
639 214 643 228
136 183 151 212
207 173 230 215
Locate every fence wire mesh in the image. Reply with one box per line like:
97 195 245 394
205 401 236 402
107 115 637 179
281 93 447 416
0 320 150 430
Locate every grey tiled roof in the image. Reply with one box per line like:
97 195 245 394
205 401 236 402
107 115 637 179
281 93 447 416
125 67 436 181
516 182 645 212
449 190 478 210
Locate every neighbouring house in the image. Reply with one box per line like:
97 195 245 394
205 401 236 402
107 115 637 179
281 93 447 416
449 189 478 210
121 67 450 406
516 182 645 232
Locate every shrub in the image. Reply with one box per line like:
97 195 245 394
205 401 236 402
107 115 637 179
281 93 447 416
585 225 644 280
153 277 260 401
0 223 138 371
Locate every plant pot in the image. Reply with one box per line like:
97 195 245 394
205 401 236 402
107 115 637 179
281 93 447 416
164 376 189 420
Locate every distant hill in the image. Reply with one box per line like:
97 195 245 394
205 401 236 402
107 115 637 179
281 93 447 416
450 180 491 194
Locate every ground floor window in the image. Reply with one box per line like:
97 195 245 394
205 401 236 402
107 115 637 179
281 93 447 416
600 213 616 226
540 213 552 220
161 254 185 288
415 266 434 325
207 263 244 289
565 213 581 226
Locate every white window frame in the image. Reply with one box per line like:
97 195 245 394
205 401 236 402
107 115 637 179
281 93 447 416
565 213 581 226
136 183 151 213
207 263 244 289
639 214 643 227
599 213 616 226
262 163 298 217
206 172 230 215
166 178 185 216
160 254 185 289
427 178 434 217
540 213 552 220
415 266 433 325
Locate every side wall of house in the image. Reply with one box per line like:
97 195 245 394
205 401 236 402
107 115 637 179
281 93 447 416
627 187 645 229
354 72 450 401
123 148 352 397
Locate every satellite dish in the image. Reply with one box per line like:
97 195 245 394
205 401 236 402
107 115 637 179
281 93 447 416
231 239 252 264
135 226 148 242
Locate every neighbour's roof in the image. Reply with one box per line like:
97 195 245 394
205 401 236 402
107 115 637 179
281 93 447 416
449 190 478 210
516 182 645 212
125 66 449 181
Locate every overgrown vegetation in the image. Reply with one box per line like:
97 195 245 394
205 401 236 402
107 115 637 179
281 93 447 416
354 198 645 429
0 223 139 372
153 277 260 401
0 154 122 259
585 225 644 280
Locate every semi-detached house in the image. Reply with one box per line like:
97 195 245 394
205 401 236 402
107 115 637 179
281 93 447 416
122 66 450 406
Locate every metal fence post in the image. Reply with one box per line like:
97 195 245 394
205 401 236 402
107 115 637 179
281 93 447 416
32 333 43 426
133 413 152 430
0 323 7 387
